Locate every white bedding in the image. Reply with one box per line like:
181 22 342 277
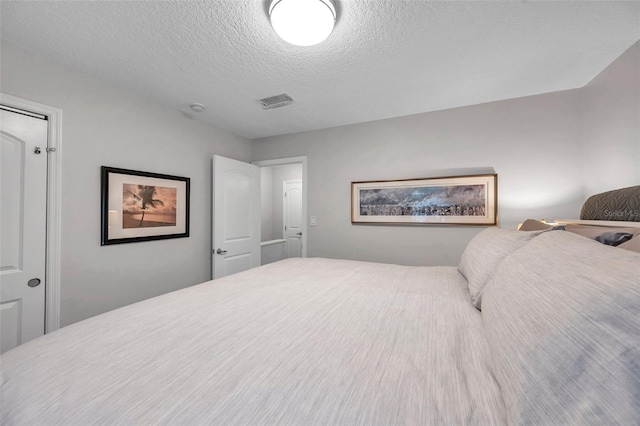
1 258 505 425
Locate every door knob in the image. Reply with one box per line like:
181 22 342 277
27 278 41 288
216 248 228 255
34 146 42 154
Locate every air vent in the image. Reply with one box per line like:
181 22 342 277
259 93 293 109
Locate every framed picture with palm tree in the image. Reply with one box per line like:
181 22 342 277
101 166 190 245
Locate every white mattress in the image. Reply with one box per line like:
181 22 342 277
1 258 504 425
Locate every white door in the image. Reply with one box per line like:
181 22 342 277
283 180 303 258
0 107 48 353
212 155 261 279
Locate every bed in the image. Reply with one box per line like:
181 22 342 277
1 186 639 425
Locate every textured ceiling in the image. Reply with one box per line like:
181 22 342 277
1 1 639 139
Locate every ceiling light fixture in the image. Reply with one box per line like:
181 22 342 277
269 0 336 47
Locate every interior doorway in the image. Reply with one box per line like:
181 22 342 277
253 157 307 265
283 180 303 258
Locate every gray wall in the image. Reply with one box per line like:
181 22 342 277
582 41 640 196
253 90 584 266
252 42 640 267
1 42 252 326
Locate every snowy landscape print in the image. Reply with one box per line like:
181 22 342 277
359 184 486 217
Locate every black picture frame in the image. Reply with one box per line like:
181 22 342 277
101 166 190 245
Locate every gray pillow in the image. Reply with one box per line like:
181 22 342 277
458 228 545 309
594 231 633 246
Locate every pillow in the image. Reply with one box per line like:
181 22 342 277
594 231 633 246
481 230 640 425
458 228 546 309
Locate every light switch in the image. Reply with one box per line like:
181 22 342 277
310 216 317 226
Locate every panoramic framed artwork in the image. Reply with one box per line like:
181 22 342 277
101 166 190 245
351 174 497 225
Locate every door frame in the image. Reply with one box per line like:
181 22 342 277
253 156 307 258
1 93 62 333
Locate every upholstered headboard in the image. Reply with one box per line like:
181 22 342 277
580 185 640 222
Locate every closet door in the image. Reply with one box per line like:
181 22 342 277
0 107 48 353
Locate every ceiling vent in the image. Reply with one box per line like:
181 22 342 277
259 93 293 109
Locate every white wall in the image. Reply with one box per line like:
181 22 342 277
253 90 584 266
1 42 252 326
582 41 640 196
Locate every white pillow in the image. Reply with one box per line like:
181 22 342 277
480 230 640 424
458 228 544 309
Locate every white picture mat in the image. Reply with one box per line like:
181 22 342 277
108 172 187 240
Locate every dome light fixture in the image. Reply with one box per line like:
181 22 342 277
269 0 336 47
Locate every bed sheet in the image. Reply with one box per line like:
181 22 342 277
1 258 504 425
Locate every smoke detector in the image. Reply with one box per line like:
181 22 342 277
259 93 293 109
190 103 205 113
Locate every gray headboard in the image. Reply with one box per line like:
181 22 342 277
580 185 640 222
